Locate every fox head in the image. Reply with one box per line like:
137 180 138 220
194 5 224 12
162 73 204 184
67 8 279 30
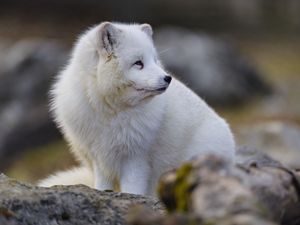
72 22 172 107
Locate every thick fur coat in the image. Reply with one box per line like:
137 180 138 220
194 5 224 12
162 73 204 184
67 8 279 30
39 22 235 196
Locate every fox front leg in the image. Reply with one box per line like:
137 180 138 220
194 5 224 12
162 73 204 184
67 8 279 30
120 155 150 195
93 162 114 191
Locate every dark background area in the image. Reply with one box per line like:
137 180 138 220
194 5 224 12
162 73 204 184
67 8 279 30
0 0 300 39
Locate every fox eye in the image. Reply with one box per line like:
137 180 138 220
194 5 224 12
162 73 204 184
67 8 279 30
133 60 144 70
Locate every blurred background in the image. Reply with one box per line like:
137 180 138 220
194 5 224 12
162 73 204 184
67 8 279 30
0 0 299 183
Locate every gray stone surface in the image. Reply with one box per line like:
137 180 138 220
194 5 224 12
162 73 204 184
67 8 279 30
0 174 163 225
155 155 300 225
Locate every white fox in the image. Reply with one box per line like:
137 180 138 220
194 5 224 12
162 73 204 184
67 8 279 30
39 22 235 196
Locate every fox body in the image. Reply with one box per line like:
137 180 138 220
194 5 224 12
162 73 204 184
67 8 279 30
39 22 235 196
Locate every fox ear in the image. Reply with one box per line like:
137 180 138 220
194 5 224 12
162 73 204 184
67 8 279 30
140 23 153 37
98 22 121 55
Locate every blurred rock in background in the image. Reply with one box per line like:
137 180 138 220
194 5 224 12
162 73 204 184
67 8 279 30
155 27 271 105
237 122 300 169
0 40 67 169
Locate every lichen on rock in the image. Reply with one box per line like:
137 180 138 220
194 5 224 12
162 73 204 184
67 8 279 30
132 153 300 225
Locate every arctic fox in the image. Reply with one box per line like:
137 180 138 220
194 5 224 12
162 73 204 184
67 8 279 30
39 22 235 196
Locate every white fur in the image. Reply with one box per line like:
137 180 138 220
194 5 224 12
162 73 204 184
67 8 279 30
38 22 235 196
39 167 93 187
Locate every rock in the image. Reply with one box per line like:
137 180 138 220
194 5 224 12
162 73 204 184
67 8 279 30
127 206 200 225
237 122 300 169
0 40 68 169
1 155 299 225
0 174 163 225
157 156 273 223
129 205 276 225
154 27 271 106
155 155 300 225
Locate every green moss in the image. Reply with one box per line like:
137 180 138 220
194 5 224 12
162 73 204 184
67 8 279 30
174 163 194 212
157 163 196 213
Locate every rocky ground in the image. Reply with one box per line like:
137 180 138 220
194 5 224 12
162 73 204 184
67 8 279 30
0 152 299 225
155 153 300 225
0 174 163 225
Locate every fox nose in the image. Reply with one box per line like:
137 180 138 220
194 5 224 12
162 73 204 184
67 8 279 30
164 76 172 84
